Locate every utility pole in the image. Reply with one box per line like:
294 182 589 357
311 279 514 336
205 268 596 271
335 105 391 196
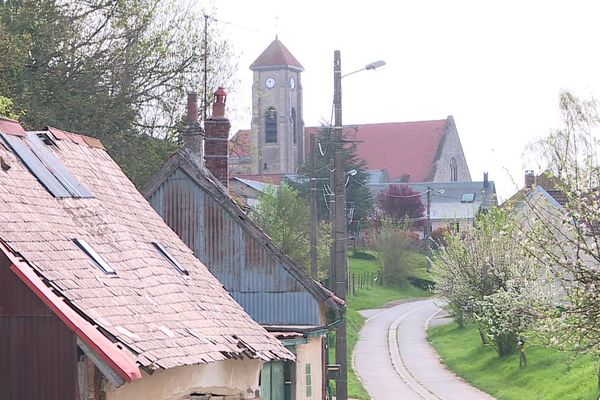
426 186 432 272
310 135 318 278
333 49 348 400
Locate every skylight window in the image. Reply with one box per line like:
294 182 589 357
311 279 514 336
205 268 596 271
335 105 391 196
152 242 189 275
461 193 475 203
74 239 116 275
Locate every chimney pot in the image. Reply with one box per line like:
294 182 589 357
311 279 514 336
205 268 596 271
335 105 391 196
525 170 535 188
483 172 489 188
187 92 199 124
212 87 227 118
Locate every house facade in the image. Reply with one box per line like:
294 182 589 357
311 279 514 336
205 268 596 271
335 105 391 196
0 118 290 400
145 93 343 400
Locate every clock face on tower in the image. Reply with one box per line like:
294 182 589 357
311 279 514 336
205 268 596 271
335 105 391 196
265 77 276 89
289 77 295 90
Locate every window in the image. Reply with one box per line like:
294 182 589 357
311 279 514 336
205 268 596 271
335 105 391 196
461 193 475 203
152 242 189 275
0 132 94 198
450 157 458 182
305 363 312 398
265 107 277 143
291 107 297 144
74 239 116 275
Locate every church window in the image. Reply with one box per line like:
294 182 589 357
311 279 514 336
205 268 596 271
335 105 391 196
265 107 277 143
291 107 297 144
450 157 458 181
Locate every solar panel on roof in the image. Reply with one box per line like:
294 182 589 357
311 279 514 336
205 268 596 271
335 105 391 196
0 132 72 197
26 132 94 198
0 132 95 198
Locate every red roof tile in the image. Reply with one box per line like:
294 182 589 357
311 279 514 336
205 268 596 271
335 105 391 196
0 124 292 374
0 117 26 136
250 38 304 71
306 119 448 182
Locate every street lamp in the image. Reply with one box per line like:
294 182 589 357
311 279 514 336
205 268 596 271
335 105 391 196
332 50 385 400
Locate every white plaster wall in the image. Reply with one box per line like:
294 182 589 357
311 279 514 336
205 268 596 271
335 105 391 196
294 337 323 400
105 359 262 400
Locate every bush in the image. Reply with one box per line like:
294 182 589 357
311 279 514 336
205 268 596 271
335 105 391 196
375 221 418 286
350 250 377 260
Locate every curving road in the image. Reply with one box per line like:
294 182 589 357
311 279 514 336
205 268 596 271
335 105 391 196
353 299 495 400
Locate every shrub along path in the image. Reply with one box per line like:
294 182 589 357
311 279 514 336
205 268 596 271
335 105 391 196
354 299 495 400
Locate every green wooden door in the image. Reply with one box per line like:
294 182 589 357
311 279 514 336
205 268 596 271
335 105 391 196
262 361 285 400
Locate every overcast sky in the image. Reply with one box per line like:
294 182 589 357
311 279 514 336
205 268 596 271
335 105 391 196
206 0 600 202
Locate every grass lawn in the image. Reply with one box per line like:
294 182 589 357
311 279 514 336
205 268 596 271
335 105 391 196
340 250 431 399
428 322 600 400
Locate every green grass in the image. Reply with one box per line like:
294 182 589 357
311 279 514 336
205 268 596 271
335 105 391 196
341 250 431 399
428 323 600 400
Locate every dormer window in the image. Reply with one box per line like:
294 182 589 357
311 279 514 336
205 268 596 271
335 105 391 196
265 107 277 143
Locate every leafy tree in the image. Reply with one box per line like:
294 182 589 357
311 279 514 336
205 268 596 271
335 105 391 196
377 184 425 229
432 208 555 357
252 183 332 280
0 96 18 120
0 0 236 187
521 91 600 385
292 126 373 224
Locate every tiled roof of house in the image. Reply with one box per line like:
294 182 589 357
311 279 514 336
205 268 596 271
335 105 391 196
250 38 304 72
306 119 448 182
0 119 292 377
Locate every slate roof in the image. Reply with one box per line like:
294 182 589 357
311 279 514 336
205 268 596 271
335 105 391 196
0 119 292 376
369 180 497 220
250 38 304 72
306 118 449 182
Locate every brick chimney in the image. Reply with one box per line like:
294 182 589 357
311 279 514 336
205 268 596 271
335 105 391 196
204 87 230 188
525 170 535 188
181 93 204 167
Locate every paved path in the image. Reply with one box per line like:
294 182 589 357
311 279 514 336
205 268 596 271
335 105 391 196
353 299 495 400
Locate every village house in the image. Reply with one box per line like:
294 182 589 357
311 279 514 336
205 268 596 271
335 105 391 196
0 117 292 400
144 91 344 400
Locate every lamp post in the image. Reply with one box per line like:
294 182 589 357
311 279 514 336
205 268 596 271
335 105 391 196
332 50 385 400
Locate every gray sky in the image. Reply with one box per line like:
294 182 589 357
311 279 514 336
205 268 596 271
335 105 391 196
208 0 600 202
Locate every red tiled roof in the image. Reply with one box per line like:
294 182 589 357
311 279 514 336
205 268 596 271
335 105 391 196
306 119 448 182
229 129 252 159
0 125 292 374
250 38 304 71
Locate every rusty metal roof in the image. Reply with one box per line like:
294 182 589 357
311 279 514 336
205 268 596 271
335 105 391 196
0 123 293 374
143 151 345 313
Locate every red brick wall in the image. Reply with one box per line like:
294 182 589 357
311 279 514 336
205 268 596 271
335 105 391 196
204 117 231 187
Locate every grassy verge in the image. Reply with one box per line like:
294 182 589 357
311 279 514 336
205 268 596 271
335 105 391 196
342 250 431 399
428 322 600 400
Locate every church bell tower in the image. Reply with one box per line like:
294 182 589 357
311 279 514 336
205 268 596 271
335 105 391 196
250 37 304 174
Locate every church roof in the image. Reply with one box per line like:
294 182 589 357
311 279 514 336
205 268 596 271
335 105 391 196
306 118 450 182
250 38 304 72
